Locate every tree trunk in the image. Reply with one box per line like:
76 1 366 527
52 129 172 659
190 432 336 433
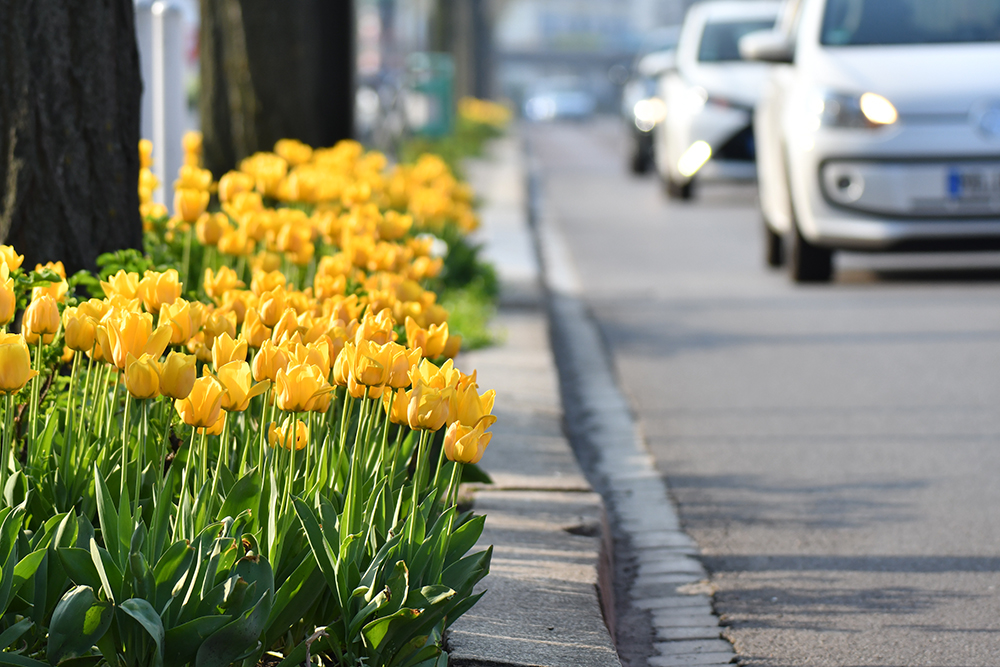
0 0 144 275
200 0 355 178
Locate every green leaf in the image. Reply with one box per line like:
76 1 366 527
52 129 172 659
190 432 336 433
162 616 232 667
92 468 119 566
445 514 485 564
361 607 421 651
218 469 261 525
0 617 32 651
57 548 102 590
263 555 324 648
0 653 50 667
120 598 166 667
47 586 114 665
292 498 339 596
88 539 123 604
153 540 194 613
441 547 491 596
194 590 271 667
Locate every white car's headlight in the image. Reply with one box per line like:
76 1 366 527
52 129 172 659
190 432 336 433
634 97 668 131
810 91 899 128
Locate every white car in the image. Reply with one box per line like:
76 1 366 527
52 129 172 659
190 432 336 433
743 0 1000 282
654 1 781 199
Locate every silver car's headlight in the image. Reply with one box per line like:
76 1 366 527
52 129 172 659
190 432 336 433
810 91 899 129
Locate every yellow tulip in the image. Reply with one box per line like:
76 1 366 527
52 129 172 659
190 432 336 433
0 246 23 272
23 294 60 345
203 410 226 436
102 310 172 370
217 228 254 256
196 212 228 247
100 269 140 300
158 298 195 345
270 308 301 345
174 188 210 223
63 307 97 352
139 139 153 169
443 419 492 464
204 266 245 301
124 353 160 399
275 362 332 413
252 339 289 383
274 139 313 166
218 170 255 203
137 269 183 314
175 374 225 428
406 378 452 431
268 419 308 450
241 308 271 349
382 387 410 425
212 332 248 369
160 351 196 400
405 317 448 358
442 333 462 358
450 385 497 429
0 333 38 394
202 309 237 349
354 309 397 346
217 360 269 412
0 266 16 325
258 287 287 327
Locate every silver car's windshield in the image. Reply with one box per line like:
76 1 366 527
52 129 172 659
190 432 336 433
698 20 777 61
822 0 1000 45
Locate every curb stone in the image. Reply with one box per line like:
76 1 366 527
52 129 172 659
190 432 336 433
445 136 621 667
522 132 738 667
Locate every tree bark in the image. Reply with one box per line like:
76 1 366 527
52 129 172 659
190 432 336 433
0 0 143 275
200 0 355 178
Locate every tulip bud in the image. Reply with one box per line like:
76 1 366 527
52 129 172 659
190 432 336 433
0 266 16 326
0 333 38 394
443 420 492 464
63 307 98 352
23 294 60 345
160 352 196 400
124 353 161 399
0 246 24 272
137 269 183 315
174 188 210 224
175 375 225 428
268 419 308 450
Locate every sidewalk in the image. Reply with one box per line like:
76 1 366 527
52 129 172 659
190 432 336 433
445 136 621 667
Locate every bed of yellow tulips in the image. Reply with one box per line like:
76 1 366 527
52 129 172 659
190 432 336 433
0 132 497 667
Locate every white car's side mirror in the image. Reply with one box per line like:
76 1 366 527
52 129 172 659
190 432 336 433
739 30 795 64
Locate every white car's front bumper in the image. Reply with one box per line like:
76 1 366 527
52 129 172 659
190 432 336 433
788 120 1000 250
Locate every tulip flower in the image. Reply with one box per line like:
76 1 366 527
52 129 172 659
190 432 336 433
252 339 288 383
160 351 196 400
102 309 172 370
268 419 308 450
124 353 161 400
258 287 287 327
354 309 397 346
405 317 449 358
270 308 301 345
382 387 410 425
0 265 16 325
204 266 245 300
212 332 248 369
217 360 269 412
275 362 332 412
137 269 183 314
101 269 141 300
202 309 237 349
450 385 497 429
241 308 271 348
0 245 24 271
174 188 210 223
63 307 97 352
175 375 226 428
159 298 196 345
443 419 492 464
407 378 453 431
23 294 60 345
218 170 255 203
0 333 38 394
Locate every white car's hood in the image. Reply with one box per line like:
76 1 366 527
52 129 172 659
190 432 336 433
806 44 1000 116
689 62 774 107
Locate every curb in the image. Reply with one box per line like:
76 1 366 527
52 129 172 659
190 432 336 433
523 133 738 667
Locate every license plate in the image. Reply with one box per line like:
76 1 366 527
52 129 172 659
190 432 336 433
947 167 1000 200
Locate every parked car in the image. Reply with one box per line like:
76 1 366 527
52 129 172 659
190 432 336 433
622 28 681 174
523 77 597 122
654 1 780 199
742 0 1000 282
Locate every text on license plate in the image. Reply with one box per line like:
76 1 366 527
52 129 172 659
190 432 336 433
948 167 1000 199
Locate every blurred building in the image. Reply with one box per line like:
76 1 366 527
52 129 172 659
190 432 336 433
495 0 694 112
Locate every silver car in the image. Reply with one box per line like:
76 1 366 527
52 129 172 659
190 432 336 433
743 0 1000 282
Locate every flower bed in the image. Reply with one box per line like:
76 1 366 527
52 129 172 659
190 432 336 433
0 132 500 666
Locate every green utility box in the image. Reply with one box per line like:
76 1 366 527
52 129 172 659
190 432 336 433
405 52 455 138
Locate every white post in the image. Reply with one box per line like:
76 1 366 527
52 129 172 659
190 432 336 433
135 0 154 144
151 0 185 207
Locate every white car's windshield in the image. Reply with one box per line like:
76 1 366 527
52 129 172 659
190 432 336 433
821 0 1000 45
698 20 777 61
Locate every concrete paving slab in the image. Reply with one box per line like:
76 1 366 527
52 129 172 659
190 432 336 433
448 490 620 667
653 640 733 655
647 653 734 667
653 627 722 642
634 596 714 611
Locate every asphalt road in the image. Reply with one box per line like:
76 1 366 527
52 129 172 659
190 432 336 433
528 117 1000 667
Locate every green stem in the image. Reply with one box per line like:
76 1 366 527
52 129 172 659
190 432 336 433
198 428 208 494
407 429 430 544
135 400 148 519
181 226 193 291
29 339 43 442
120 392 132 503
447 461 463 509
